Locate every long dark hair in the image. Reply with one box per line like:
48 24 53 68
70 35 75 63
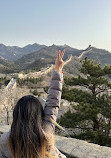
8 95 54 158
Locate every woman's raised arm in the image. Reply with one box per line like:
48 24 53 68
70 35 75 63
43 50 65 132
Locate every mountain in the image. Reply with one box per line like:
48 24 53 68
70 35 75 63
63 47 111 76
63 56 83 77
15 44 81 70
80 47 111 66
15 45 111 71
0 43 46 61
0 43 111 74
0 57 19 73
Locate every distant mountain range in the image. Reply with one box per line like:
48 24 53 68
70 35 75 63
0 43 46 61
0 43 111 74
15 44 81 70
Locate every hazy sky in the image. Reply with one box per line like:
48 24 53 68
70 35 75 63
0 0 111 51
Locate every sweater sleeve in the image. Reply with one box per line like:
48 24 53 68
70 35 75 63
0 131 11 158
43 70 63 133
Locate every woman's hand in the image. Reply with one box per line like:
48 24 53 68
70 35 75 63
55 50 65 72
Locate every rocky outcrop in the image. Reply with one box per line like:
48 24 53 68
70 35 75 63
1 125 111 158
55 135 111 158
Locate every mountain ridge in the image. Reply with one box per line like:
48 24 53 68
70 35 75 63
15 44 81 70
0 43 111 73
0 43 46 61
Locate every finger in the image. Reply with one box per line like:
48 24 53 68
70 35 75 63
60 49 65 59
57 50 61 58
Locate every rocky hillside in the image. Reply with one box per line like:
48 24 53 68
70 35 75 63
63 56 82 77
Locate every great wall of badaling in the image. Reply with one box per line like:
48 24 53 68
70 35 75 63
5 55 73 91
15 55 72 79
5 47 93 91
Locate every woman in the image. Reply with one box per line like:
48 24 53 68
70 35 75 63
0 50 66 158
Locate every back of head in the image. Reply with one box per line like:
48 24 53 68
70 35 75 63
8 95 47 158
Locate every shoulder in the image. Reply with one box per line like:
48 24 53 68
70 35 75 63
0 131 10 144
0 131 11 158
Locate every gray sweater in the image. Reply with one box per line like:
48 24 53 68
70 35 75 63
0 71 66 158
